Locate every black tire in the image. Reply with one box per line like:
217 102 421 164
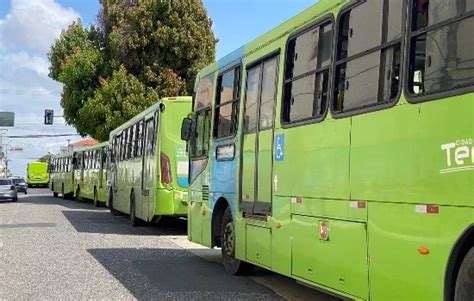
53 191 58 197
221 207 254 275
109 190 120 216
130 193 142 227
24 190 27 195
455 248 474 301
75 186 83 202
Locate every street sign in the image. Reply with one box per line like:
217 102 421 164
0 112 15 126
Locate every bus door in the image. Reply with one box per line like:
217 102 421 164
142 114 157 219
240 56 279 216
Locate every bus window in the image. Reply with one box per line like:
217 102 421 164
145 118 155 155
137 121 144 157
190 109 211 158
409 0 474 96
194 74 215 111
283 21 333 123
334 0 402 113
214 67 240 139
259 58 278 130
244 65 261 133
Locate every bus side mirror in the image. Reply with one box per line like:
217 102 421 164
181 118 193 141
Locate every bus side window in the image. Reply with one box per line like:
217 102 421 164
408 0 474 96
144 118 155 155
333 0 402 113
214 67 240 139
283 21 333 123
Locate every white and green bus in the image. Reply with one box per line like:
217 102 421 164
49 152 75 198
108 97 191 226
73 142 109 206
181 0 474 300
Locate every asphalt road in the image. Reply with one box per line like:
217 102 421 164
0 189 340 301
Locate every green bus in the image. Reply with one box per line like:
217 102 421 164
49 152 75 198
108 97 191 226
73 142 109 206
181 0 474 300
26 161 49 187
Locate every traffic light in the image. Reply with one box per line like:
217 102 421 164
44 109 54 125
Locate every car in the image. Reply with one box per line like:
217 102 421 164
0 178 18 202
11 177 28 194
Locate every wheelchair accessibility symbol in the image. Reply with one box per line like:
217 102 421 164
275 134 285 161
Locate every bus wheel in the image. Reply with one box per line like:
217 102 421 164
75 187 83 202
455 248 474 301
130 193 142 227
221 207 254 275
109 191 120 216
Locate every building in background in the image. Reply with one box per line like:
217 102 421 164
60 138 98 153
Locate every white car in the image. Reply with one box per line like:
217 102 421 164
0 178 18 202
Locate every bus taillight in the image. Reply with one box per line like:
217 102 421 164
160 152 172 185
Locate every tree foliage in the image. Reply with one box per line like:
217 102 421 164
80 66 158 141
49 0 216 141
48 21 107 135
38 154 52 163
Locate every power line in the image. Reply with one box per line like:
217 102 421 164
0 88 61 97
6 134 81 139
14 124 69 127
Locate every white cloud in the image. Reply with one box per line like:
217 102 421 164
1 52 50 77
0 0 80 54
0 0 81 175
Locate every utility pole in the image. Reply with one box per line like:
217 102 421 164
0 129 7 177
0 129 7 157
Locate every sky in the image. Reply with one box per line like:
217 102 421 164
0 0 315 176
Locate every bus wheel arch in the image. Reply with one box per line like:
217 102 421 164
445 224 474 300
212 198 230 248
220 206 253 275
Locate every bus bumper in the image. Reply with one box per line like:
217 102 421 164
155 188 188 216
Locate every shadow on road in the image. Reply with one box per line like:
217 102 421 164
88 248 282 300
17 194 99 210
61 210 187 236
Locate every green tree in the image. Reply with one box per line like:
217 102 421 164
101 0 216 94
38 154 52 163
48 21 107 135
48 0 217 141
80 66 159 141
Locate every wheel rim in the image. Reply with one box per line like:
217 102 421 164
223 222 235 256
